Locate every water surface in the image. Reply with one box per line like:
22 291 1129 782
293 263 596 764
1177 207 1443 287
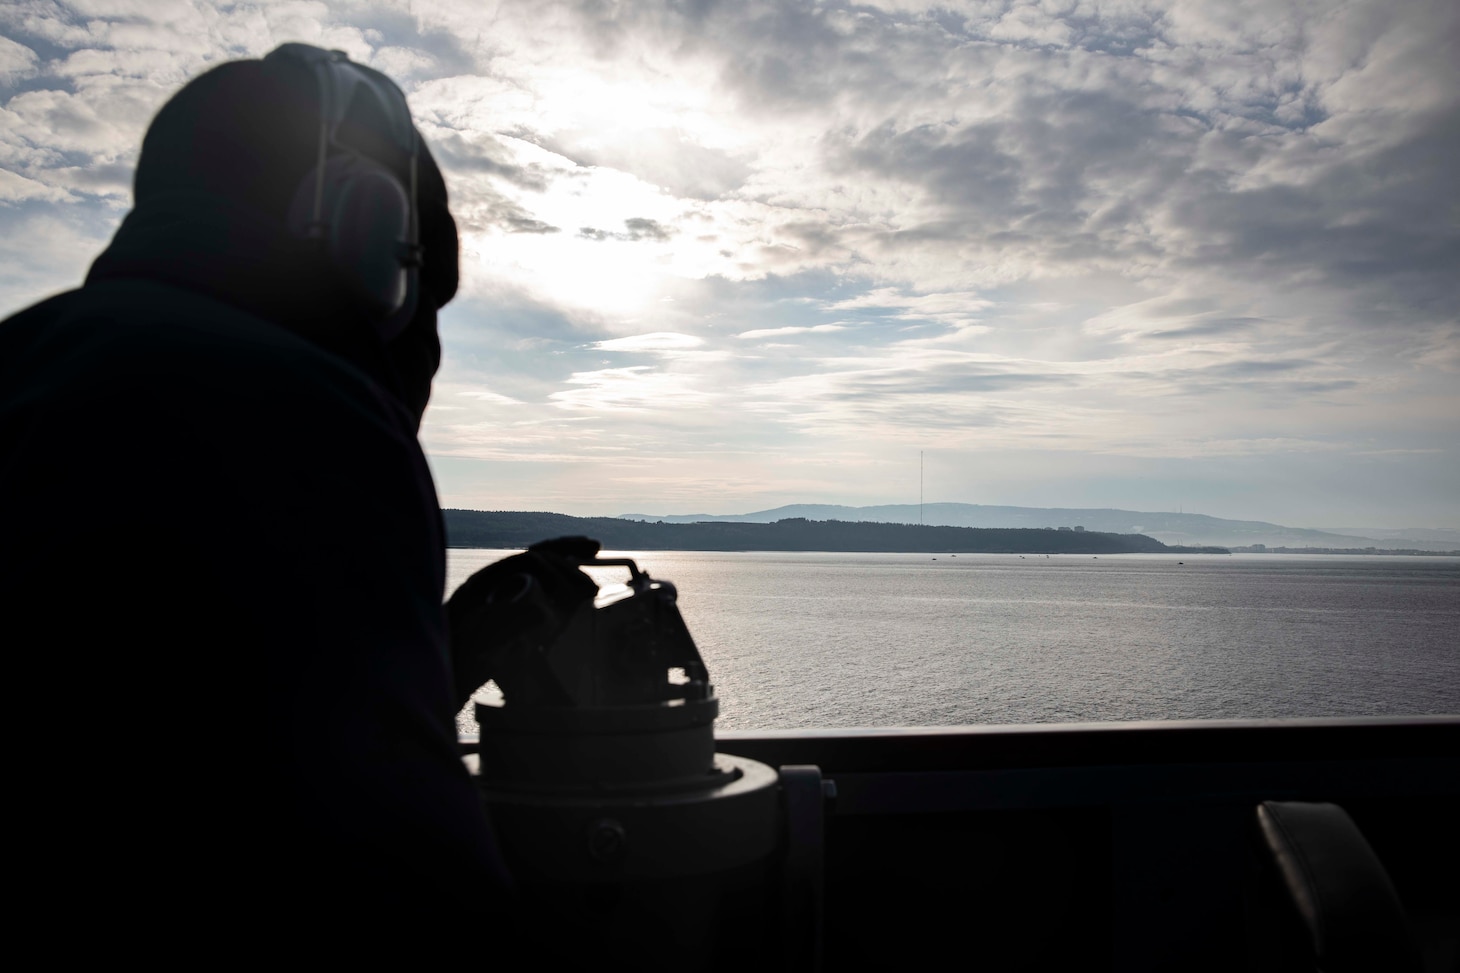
448 551 1460 731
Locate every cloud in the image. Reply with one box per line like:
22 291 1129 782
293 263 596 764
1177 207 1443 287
0 202 112 309
538 126 752 200
578 217 674 243
2 0 1455 525
736 324 844 339
503 216 559 234
455 388 524 406
591 332 703 352
0 166 69 203
0 35 38 85
622 217 671 241
551 365 718 413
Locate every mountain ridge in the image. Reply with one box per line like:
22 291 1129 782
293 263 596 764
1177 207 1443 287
616 503 1460 551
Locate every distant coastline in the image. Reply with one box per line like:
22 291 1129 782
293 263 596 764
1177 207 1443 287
615 502 1460 552
443 509 1230 555
1227 545 1460 556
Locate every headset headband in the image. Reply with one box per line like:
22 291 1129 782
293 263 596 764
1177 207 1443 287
264 43 420 260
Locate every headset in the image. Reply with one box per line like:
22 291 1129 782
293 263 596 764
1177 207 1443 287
264 43 423 341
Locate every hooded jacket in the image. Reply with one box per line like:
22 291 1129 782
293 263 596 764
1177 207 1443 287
0 56 504 936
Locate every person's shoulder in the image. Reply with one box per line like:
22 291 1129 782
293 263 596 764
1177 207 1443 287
0 287 85 360
6 278 408 430
38 277 337 364
2 276 436 544
4 277 300 369
0 287 79 326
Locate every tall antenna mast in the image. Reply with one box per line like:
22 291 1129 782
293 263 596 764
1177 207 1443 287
920 450 924 525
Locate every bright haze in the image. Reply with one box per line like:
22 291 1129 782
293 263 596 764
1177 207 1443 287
2 1 1457 529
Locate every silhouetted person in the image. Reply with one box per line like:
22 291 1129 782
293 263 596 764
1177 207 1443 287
0 45 508 945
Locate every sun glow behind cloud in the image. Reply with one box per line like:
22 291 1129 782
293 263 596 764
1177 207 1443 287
1 0 1457 525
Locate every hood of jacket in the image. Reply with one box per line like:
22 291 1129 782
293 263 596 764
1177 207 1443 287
84 55 458 429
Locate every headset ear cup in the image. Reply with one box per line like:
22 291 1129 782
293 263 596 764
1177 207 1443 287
328 160 412 318
287 154 412 323
376 264 419 343
269 43 423 340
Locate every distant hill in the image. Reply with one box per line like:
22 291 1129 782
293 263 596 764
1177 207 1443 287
1315 526 1460 547
443 509 1227 555
617 503 1459 551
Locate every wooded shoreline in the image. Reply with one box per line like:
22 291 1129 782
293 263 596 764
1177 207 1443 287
443 509 1231 555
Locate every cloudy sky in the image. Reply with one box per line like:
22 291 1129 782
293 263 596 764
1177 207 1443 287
2 1 1457 528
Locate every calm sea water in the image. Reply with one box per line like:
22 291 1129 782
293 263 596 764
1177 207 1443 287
447 550 1460 731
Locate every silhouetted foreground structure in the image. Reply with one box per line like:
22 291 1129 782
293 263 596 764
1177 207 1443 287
456 536 1459 971
464 539 807 968
444 509 1229 554
701 718 1460 971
